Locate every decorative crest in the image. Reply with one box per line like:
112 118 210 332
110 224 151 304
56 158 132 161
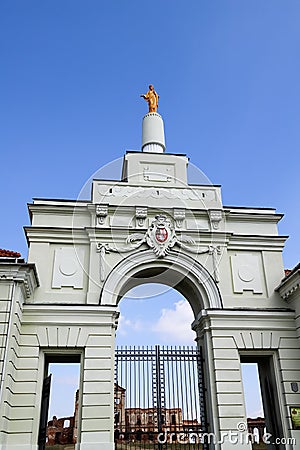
145 214 176 257
97 214 221 282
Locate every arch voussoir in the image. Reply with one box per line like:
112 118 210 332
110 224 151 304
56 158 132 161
100 249 222 317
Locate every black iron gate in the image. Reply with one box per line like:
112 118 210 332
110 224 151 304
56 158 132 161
114 346 208 449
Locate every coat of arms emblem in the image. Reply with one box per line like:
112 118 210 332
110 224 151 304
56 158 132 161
146 214 176 257
155 226 168 243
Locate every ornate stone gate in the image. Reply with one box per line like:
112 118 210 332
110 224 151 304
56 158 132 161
0 93 300 449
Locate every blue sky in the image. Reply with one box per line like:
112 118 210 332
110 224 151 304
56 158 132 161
1 0 300 268
1 0 299 422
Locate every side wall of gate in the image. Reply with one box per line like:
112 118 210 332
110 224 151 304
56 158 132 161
193 309 300 450
0 298 118 450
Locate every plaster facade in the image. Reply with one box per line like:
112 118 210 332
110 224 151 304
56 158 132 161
0 112 299 449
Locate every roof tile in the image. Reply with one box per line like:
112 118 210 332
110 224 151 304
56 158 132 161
0 249 21 258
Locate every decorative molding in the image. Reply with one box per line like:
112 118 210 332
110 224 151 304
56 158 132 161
97 184 217 202
135 207 147 227
0 264 39 298
52 248 84 289
22 304 118 325
209 245 221 283
96 204 108 225
98 244 110 282
173 208 185 228
230 254 263 294
97 215 220 282
209 209 223 230
277 265 300 300
143 166 172 182
280 282 300 300
100 250 223 310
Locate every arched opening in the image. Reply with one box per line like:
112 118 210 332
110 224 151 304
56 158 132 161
116 283 196 346
101 250 221 450
100 249 222 312
114 282 208 450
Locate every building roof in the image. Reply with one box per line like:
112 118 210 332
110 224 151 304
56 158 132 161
0 249 21 258
277 263 300 300
283 263 300 280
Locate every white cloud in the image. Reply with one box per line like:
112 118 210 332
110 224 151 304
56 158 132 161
152 300 195 345
117 314 143 336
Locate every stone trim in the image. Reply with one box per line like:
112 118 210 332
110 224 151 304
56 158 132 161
100 249 222 314
0 263 39 298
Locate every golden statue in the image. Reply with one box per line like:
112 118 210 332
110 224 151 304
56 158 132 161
141 84 159 113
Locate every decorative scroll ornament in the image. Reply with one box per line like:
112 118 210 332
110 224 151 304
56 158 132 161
209 245 221 283
97 215 178 258
97 215 223 282
98 243 110 282
97 184 216 202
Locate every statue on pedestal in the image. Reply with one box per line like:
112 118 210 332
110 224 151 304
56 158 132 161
141 84 159 113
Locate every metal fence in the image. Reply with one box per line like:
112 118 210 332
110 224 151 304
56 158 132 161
114 346 208 449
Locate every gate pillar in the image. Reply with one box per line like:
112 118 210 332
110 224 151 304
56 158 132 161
193 312 252 450
77 307 118 450
0 303 119 450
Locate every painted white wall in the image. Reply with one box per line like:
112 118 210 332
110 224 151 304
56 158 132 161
0 146 299 449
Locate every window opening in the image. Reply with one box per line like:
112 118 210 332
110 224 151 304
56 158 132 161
241 362 265 447
241 356 284 450
39 355 80 450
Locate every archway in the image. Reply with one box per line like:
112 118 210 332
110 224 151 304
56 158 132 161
100 250 222 449
100 249 222 314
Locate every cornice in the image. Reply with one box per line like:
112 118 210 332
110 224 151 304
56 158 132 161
31 198 90 206
227 234 287 251
276 265 300 300
24 227 90 245
0 263 39 298
24 224 287 253
22 304 118 326
224 211 283 225
193 308 296 332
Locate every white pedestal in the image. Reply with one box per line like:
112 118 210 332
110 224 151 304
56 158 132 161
142 112 165 152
